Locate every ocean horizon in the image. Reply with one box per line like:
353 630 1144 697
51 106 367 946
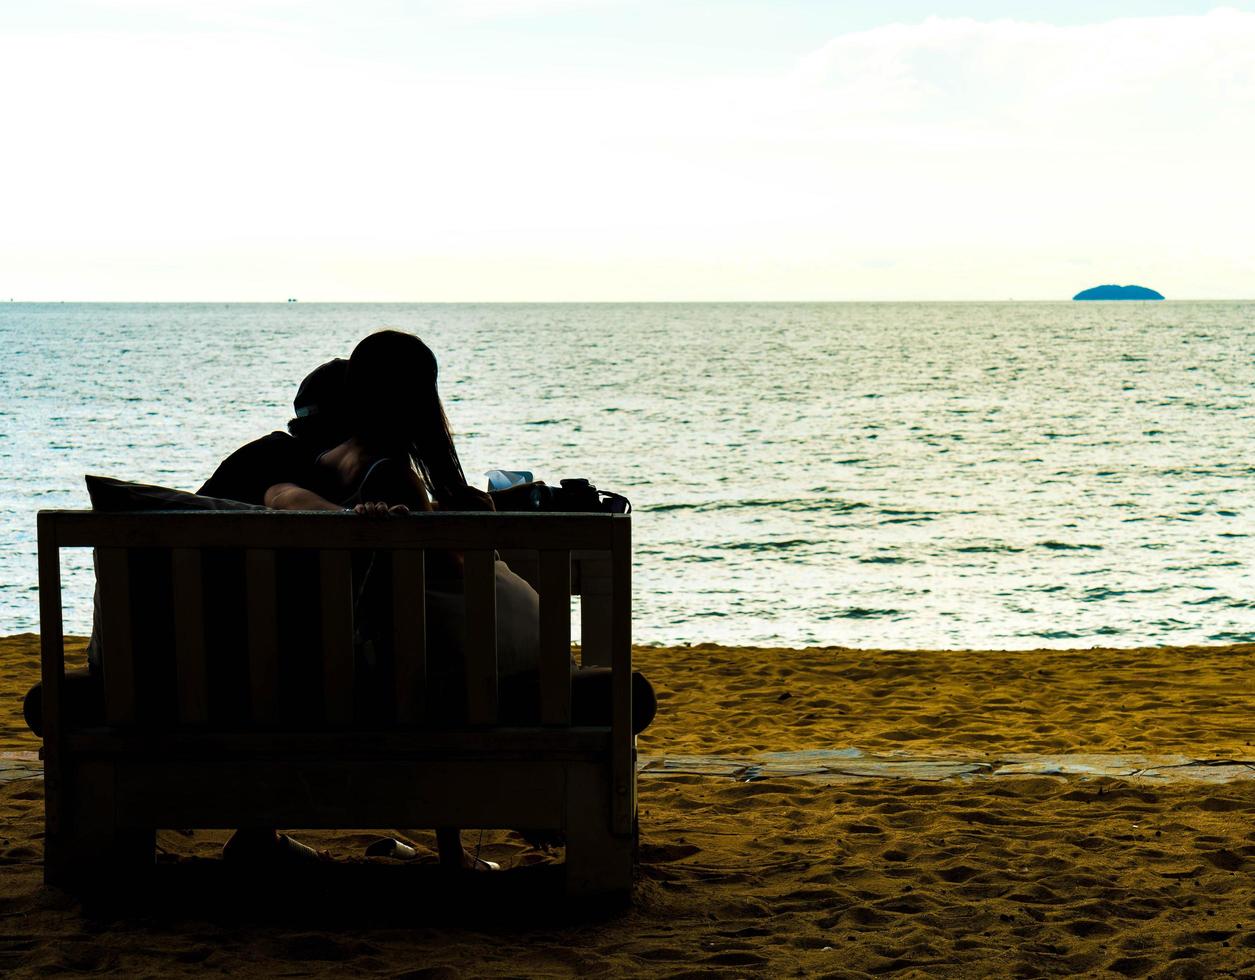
2 300 1252 649
5 298 1253 304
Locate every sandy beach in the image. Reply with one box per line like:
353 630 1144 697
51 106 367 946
1 634 1253 976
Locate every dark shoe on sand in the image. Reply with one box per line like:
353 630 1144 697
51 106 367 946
223 830 328 865
365 837 420 860
366 836 500 870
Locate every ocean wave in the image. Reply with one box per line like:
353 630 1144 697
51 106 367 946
721 539 815 551
821 607 902 620
1082 586 1166 601
1186 595 1255 609
878 509 939 525
1039 541 1103 551
647 498 867 515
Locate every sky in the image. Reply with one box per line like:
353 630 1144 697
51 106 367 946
0 1 1252 301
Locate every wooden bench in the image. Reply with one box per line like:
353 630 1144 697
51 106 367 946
36 510 636 897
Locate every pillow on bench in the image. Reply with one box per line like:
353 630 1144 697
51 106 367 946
85 475 267 514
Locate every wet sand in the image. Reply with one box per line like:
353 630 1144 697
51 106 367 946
1 634 1253 976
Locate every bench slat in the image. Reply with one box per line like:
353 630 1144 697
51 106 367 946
320 549 355 727
46 511 615 552
113 758 570 830
464 549 497 725
98 548 136 726
610 517 634 835
245 549 279 725
64 727 613 757
576 553 613 667
37 516 65 778
392 550 426 725
171 548 209 725
538 550 572 726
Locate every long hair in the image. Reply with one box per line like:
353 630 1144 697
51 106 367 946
346 330 467 503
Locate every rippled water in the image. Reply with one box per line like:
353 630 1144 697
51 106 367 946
1 301 1252 648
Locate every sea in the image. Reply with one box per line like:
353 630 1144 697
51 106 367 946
1 301 1252 649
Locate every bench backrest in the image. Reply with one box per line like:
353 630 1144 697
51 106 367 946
37 511 631 734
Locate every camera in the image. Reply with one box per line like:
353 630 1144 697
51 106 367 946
528 478 631 514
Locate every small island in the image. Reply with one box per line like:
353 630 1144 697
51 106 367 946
1072 284 1164 301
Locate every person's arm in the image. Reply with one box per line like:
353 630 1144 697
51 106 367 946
265 481 410 516
264 482 343 511
352 457 434 512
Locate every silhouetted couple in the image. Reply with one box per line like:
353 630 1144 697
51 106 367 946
202 330 655 868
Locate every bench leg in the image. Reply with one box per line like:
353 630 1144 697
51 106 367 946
436 827 463 869
44 761 155 888
564 764 634 899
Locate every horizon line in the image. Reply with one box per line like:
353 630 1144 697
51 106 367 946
3 297 1252 305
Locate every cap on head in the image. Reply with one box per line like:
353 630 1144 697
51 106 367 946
288 357 350 449
293 357 349 420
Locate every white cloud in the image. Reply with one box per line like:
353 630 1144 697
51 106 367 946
792 9 1255 134
0 8 1251 298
